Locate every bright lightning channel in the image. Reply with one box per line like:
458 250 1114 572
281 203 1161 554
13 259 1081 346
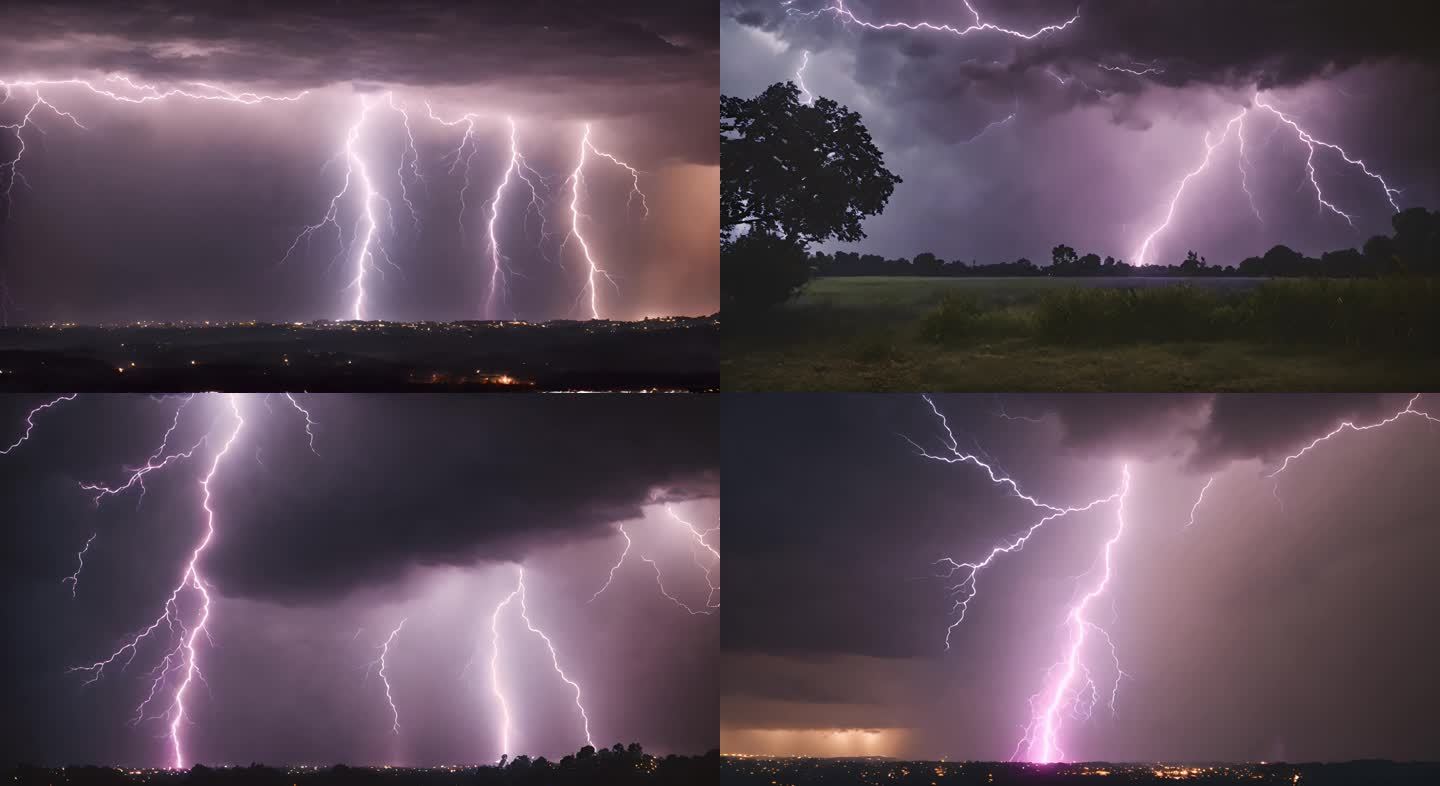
1134 93 1402 265
819 0 1080 41
366 618 408 735
487 566 596 761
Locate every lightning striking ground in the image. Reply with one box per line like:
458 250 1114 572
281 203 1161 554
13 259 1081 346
1134 94 1403 264
1184 476 1215 529
563 125 650 319
4 75 653 322
366 618 408 735
0 394 331 769
487 566 596 760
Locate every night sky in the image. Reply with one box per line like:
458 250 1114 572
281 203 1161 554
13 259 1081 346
0 394 718 768
722 394 1440 763
722 0 1440 266
0 1 718 323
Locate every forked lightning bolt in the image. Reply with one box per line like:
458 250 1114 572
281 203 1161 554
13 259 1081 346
365 618 407 735
1135 93 1402 264
564 125 649 319
0 393 78 454
909 396 1130 764
589 505 720 614
487 566 596 760
795 51 814 105
817 0 1080 41
0 394 323 769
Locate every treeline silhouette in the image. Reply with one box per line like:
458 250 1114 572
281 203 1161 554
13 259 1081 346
814 207 1440 279
3 745 718 786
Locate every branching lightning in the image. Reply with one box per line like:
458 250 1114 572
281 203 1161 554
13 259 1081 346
915 393 1440 762
487 566 596 760
910 396 1130 764
563 124 650 319
818 0 1080 41
0 393 78 454
365 618 407 735
0 393 327 769
1135 93 1403 265
588 506 720 614
4 74 651 322
795 51 814 105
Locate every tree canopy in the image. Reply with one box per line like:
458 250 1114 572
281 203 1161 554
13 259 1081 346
721 82 901 246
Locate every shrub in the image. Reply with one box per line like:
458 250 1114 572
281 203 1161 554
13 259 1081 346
721 232 812 315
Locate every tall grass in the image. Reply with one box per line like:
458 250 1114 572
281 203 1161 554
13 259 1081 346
1026 279 1440 349
907 278 1440 350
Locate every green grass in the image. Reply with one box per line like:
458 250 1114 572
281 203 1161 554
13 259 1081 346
724 277 1440 391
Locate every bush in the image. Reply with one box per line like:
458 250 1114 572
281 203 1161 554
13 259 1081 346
722 232 812 314
1036 285 1223 344
919 293 984 343
1031 278 1440 350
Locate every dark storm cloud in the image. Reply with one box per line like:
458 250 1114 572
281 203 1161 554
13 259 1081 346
0 395 718 604
720 393 1430 660
1026 393 1417 472
731 0 1439 93
722 0 1440 266
0 394 718 767
722 394 1440 762
215 395 718 603
1 0 717 165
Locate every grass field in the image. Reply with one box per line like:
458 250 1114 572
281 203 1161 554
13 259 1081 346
724 276 1440 391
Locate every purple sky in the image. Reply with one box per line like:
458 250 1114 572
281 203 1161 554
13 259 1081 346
0 393 718 768
722 394 1440 763
0 1 718 323
721 0 1440 266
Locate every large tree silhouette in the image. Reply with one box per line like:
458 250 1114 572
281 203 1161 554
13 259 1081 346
721 82 901 245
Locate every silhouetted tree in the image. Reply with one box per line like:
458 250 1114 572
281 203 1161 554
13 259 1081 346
721 82 902 245
722 231 813 313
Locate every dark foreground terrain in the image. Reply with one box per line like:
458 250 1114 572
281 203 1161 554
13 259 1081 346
0 318 718 392
4 748 718 785
722 756 1439 785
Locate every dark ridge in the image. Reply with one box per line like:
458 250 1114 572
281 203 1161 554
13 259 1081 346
0 318 719 392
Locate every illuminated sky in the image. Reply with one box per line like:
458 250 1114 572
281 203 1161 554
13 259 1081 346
1 1 718 323
0 394 718 767
722 394 1440 763
721 0 1440 266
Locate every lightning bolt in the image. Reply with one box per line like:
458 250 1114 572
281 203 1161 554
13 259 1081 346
1133 108 1248 266
1268 394 1439 479
910 395 1123 650
1016 465 1131 765
282 394 320 456
1135 93 1401 264
481 117 531 320
589 507 721 613
2 76 305 215
589 524 634 603
365 618 407 735
0 393 78 454
563 125 650 319
283 94 396 320
78 394 204 506
795 51 814 105
1184 476 1215 529
5 393 322 768
487 566 596 760
820 0 1080 41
